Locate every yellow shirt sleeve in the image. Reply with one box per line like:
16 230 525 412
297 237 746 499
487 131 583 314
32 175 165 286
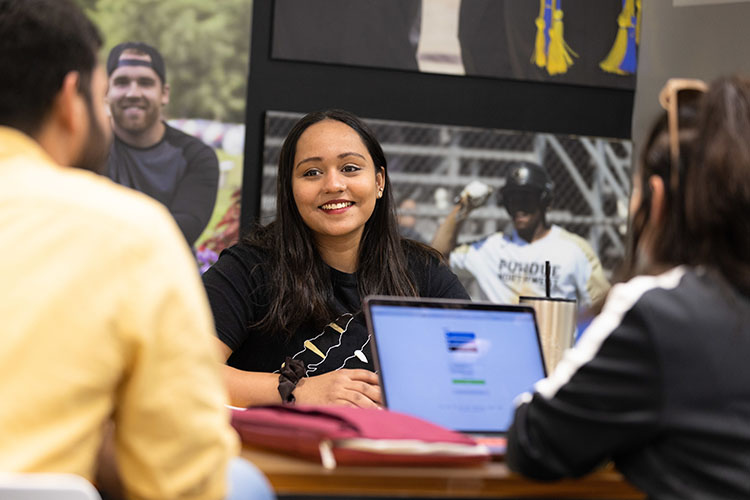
112 209 239 500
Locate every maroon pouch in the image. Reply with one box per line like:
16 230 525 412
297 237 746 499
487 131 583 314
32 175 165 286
231 405 490 468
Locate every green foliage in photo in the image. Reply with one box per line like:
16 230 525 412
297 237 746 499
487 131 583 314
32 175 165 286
80 0 253 123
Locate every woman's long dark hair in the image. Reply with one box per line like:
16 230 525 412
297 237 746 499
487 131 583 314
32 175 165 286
618 76 750 295
685 76 750 294
245 109 438 337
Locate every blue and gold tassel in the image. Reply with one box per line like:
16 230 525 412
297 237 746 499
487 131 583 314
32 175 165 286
532 0 577 76
600 0 642 75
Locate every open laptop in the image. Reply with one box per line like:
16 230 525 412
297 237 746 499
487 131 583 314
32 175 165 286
363 296 548 455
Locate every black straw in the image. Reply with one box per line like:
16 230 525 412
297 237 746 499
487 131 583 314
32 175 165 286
545 260 551 298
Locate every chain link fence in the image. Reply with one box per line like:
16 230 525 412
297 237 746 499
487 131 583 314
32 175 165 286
261 111 632 282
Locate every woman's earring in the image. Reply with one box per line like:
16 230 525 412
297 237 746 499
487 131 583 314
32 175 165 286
377 188 383 199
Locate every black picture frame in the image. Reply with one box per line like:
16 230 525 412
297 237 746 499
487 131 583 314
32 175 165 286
241 0 634 232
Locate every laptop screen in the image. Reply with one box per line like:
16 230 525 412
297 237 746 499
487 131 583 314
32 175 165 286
365 297 547 434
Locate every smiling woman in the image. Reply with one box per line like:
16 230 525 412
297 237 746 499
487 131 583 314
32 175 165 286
202 109 469 408
292 119 385 270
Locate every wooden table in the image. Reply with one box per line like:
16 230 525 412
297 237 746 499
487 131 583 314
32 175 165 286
242 446 645 499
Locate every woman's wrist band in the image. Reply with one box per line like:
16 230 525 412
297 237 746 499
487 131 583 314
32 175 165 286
278 357 305 404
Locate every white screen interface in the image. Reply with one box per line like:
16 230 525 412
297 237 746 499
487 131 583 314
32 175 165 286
371 305 546 433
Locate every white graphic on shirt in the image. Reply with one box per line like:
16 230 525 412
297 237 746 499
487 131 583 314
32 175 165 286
337 334 372 370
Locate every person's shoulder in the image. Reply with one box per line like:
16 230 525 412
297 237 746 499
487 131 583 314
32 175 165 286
597 267 738 357
44 167 181 244
452 231 505 255
222 237 270 265
571 268 688 359
402 239 470 298
606 267 689 317
550 225 600 257
163 123 216 156
210 228 276 275
552 225 588 244
622 266 740 311
163 122 202 143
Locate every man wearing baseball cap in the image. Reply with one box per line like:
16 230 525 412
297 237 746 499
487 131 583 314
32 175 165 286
432 162 609 308
105 41 219 247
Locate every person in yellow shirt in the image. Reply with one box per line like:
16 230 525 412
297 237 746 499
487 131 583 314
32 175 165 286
0 1 272 499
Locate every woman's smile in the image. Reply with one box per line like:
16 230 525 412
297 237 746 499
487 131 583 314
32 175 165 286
320 199 355 213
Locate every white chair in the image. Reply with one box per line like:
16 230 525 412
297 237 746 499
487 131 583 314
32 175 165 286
0 473 101 500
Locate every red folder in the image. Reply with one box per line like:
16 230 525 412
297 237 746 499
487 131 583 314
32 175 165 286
231 405 490 469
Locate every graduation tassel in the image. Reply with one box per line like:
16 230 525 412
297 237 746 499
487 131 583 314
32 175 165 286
532 0 550 68
531 0 577 76
546 1 578 75
600 0 640 75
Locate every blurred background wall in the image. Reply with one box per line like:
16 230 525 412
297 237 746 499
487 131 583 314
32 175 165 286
632 0 750 158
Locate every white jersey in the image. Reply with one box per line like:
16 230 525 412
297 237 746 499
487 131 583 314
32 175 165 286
449 225 609 308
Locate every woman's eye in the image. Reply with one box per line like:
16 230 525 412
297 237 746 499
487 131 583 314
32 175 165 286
302 169 321 177
342 164 361 173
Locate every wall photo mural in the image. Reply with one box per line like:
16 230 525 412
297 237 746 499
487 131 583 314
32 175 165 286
272 0 640 89
79 0 253 271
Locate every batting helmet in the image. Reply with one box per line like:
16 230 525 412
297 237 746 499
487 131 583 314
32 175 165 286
500 162 554 210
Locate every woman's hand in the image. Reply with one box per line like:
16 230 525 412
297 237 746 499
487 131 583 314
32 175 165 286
293 369 382 408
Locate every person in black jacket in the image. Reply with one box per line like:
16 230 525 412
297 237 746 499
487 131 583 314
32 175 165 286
203 110 468 408
507 75 750 499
